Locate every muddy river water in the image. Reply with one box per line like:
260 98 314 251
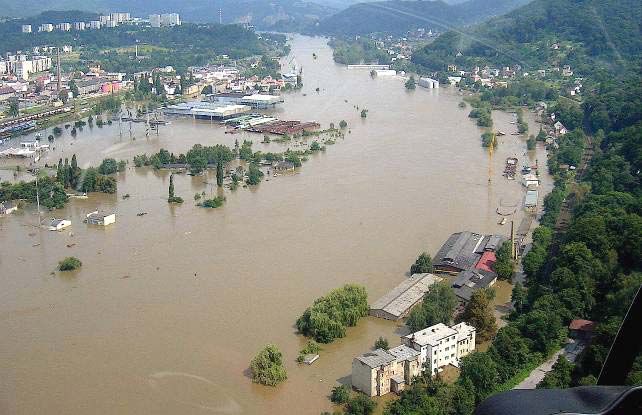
0 35 551 414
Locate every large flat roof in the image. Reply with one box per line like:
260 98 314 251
370 273 442 319
434 232 505 272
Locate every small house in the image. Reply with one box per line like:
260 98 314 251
48 218 71 231
273 161 295 172
85 211 116 226
0 201 18 215
569 319 595 341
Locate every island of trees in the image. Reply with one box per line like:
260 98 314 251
295 284 369 343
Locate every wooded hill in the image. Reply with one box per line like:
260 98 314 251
315 0 532 36
412 0 642 74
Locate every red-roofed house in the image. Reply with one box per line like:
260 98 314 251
569 319 596 340
475 251 497 273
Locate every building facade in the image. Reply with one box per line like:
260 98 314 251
38 24 54 33
21 25 32 33
402 322 476 375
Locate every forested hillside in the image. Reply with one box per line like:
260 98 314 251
412 0 642 74
315 0 532 36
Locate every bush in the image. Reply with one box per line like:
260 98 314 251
374 336 389 350
330 385 350 404
339 120 348 129
250 344 287 386
58 257 82 271
410 252 433 274
168 196 184 204
200 196 225 208
346 395 376 415
98 158 119 175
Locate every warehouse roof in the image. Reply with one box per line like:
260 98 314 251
370 273 443 320
434 232 505 273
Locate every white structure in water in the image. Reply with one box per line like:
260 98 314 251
48 219 71 231
419 77 440 89
85 211 116 226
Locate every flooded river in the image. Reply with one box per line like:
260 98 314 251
0 35 551 414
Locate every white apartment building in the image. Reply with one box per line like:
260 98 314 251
74 22 85 31
150 13 181 28
21 25 32 33
161 13 181 26
99 15 111 25
402 322 476 375
110 13 130 24
8 56 52 80
88 21 101 30
149 14 161 28
105 20 117 28
39 24 54 32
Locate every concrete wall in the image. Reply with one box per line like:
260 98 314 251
351 359 376 397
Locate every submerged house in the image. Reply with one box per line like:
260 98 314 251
85 211 116 226
48 218 71 231
0 201 18 215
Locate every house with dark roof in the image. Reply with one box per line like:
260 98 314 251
569 319 596 340
452 269 497 303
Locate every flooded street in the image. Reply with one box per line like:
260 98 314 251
0 35 551 415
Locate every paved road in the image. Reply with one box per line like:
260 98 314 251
514 339 586 389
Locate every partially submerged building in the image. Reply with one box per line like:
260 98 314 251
353 322 476 396
369 273 443 320
0 201 18 215
48 218 71 231
452 269 497 303
433 232 505 274
85 211 116 226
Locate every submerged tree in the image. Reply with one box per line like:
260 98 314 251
249 344 287 386
410 252 433 274
167 174 183 203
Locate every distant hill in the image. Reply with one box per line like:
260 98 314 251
412 0 642 74
0 0 336 31
315 0 533 36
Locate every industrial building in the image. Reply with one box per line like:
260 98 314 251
369 273 443 320
525 190 538 210
433 232 505 274
163 102 251 120
206 92 284 109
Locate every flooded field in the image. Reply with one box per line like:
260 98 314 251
0 35 552 414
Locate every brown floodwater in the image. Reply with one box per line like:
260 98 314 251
0 35 552 415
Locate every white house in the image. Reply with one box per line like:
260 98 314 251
554 121 568 135
48 219 71 231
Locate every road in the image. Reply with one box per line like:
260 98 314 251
514 338 586 389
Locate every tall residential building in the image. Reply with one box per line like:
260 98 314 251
105 20 117 28
56 23 71 31
21 25 32 33
161 13 181 26
149 14 161 28
73 22 86 31
88 21 101 30
38 24 54 32
110 12 130 24
99 15 111 25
